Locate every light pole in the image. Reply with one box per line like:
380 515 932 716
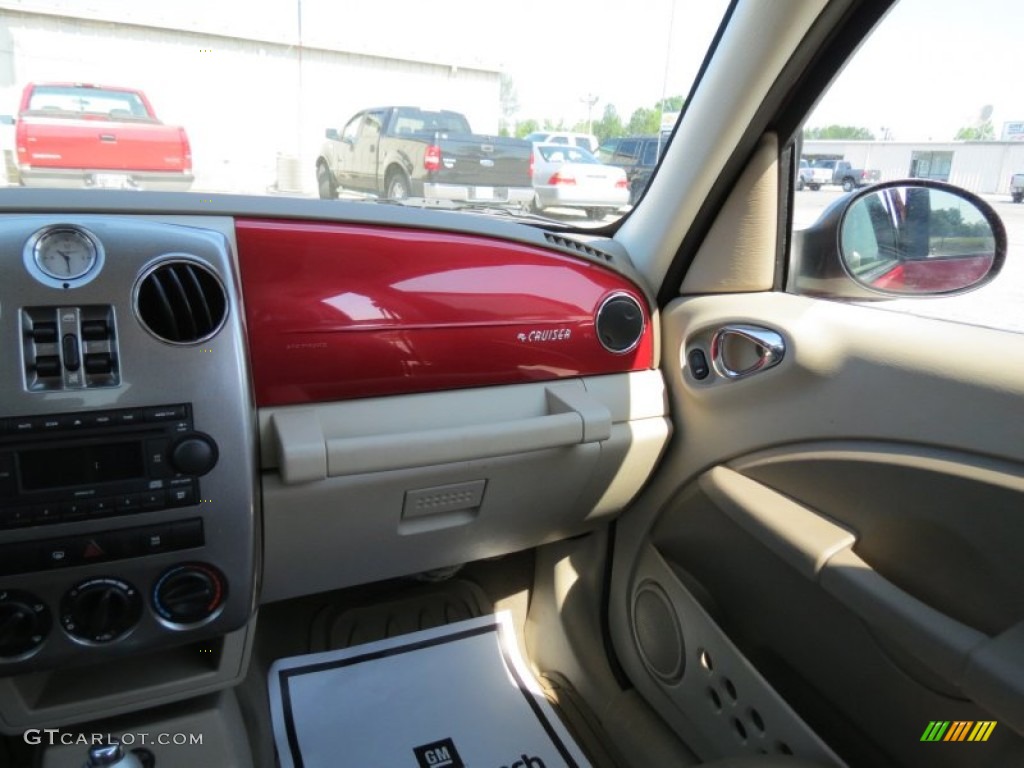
581 94 599 134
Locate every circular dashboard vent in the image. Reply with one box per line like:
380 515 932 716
596 293 645 353
135 260 227 344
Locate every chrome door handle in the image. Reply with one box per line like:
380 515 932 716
710 324 785 379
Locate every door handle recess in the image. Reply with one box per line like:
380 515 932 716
700 466 1024 734
710 324 784 379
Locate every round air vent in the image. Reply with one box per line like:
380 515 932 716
135 260 227 344
596 293 645 353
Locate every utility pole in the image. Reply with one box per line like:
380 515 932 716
581 93 599 134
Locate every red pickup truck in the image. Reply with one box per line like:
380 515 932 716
14 82 193 191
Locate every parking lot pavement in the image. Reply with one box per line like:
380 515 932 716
793 188 1024 333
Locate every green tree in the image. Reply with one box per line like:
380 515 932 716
954 121 995 140
803 125 876 140
515 118 540 139
593 104 624 143
627 106 660 135
656 95 685 113
499 74 519 138
542 118 567 131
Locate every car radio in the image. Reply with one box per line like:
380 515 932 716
0 403 218 564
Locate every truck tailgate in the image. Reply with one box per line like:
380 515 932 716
438 136 531 188
19 117 187 172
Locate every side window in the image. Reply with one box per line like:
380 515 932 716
791 0 1021 333
641 141 659 166
597 141 617 163
615 140 639 163
573 137 590 149
341 114 361 143
550 136 569 145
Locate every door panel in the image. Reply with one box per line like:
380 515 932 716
611 293 1024 767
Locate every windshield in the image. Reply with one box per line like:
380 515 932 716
538 146 598 164
0 1 729 227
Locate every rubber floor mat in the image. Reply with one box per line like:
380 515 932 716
307 578 492 651
270 612 592 768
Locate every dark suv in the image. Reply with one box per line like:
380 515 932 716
597 135 667 204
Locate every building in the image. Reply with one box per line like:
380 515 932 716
0 2 504 194
803 140 1024 196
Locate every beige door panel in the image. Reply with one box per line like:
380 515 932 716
610 293 1024 765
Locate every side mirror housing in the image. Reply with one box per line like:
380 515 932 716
791 180 1006 298
325 128 340 141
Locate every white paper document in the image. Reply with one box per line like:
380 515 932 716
268 611 592 768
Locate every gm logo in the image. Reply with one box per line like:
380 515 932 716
413 738 464 768
921 720 997 742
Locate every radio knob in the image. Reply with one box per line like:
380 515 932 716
170 433 219 476
0 590 51 658
153 563 226 624
61 578 142 643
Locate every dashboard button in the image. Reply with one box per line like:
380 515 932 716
116 409 144 425
32 504 61 524
62 334 81 372
81 320 109 341
87 498 115 517
83 353 113 375
115 494 143 513
167 484 197 507
6 507 33 527
35 356 62 377
59 502 88 521
140 491 166 510
9 418 35 434
41 540 79 568
32 322 58 343
138 525 173 554
145 405 187 421
171 519 204 549
88 412 115 428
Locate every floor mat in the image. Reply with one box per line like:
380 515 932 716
269 612 592 768
307 578 492 652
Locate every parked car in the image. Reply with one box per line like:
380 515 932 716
1010 172 1024 203
530 143 629 219
523 131 599 152
596 135 666 203
798 158 831 190
13 82 193 191
317 106 534 205
810 157 881 191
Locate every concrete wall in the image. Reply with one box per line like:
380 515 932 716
803 140 1024 195
0 10 501 194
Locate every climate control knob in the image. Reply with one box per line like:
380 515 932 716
169 433 218 476
153 563 226 625
0 590 51 658
61 578 142 643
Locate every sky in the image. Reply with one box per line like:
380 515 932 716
6 0 1024 140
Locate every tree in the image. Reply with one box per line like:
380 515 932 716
803 125 876 140
656 95 685 113
542 118 568 131
627 107 661 135
499 74 519 138
592 104 624 143
954 121 995 141
514 118 540 139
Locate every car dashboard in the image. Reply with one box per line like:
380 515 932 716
0 191 670 737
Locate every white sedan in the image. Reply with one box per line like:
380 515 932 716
531 143 630 220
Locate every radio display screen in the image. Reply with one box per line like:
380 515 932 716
19 442 145 490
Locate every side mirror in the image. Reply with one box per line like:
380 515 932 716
325 128 340 141
792 180 1006 298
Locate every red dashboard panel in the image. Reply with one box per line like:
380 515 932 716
235 219 654 406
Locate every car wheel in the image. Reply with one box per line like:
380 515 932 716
797 177 805 191
842 178 855 192
530 195 544 214
1013 193 1023 204
810 183 820 191
585 207 607 221
386 170 410 200
317 163 338 200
